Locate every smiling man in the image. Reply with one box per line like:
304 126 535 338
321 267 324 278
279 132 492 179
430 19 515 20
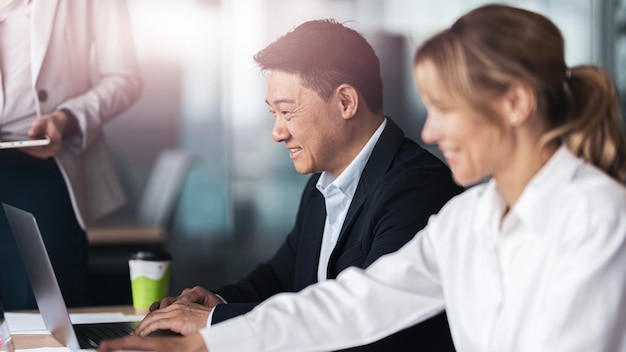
125 19 462 351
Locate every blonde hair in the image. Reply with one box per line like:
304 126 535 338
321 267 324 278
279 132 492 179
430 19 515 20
413 4 626 182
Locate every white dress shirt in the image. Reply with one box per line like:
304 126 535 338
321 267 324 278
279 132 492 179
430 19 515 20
315 118 386 282
203 145 626 352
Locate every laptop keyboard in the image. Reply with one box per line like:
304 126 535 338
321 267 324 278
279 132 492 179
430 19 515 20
73 321 181 349
74 322 138 349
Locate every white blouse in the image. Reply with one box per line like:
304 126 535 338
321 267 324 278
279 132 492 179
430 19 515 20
0 0 37 133
203 146 626 352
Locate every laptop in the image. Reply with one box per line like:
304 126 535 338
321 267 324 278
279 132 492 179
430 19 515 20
3 203 177 351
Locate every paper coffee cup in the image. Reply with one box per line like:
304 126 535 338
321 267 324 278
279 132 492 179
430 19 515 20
129 251 172 312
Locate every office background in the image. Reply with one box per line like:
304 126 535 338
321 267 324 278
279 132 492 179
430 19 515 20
88 0 626 305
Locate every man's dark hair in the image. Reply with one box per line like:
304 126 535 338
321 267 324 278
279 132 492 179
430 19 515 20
254 19 383 113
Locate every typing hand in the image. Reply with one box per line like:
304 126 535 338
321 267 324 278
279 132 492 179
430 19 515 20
135 302 212 336
149 286 223 311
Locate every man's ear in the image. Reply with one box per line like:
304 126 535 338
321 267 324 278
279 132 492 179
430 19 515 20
336 84 359 120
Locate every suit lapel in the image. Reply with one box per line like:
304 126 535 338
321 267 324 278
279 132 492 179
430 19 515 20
30 0 59 86
330 118 405 257
308 187 327 261
296 178 327 287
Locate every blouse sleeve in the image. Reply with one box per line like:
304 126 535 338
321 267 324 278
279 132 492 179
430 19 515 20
201 221 446 352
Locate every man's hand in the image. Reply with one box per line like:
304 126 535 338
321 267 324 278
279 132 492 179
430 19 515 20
21 111 68 159
149 286 223 311
135 302 212 336
135 287 224 336
97 334 208 352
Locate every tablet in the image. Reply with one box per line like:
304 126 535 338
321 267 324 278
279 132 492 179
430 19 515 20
0 131 50 149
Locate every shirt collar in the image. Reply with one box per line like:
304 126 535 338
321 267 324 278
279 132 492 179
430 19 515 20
474 145 582 239
316 118 387 199
512 145 581 237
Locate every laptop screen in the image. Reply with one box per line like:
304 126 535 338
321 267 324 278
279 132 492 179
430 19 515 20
3 203 82 351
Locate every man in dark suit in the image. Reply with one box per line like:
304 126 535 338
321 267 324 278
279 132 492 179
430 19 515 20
131 19 462 351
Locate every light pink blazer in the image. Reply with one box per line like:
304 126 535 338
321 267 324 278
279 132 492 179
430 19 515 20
30 0 142 228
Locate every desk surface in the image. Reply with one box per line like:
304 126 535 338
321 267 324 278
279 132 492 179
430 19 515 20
12 305 139 350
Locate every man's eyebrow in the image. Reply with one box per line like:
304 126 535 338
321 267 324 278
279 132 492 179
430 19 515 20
265 98 295 106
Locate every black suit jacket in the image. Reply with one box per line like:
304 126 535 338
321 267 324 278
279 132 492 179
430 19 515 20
213 119 463 351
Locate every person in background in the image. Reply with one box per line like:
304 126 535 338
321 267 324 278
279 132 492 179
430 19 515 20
0 0 142 310
127 19 462 351
99 3 626 352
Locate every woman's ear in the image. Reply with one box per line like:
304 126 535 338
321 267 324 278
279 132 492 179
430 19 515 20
505 82 535 126
336 84 359 119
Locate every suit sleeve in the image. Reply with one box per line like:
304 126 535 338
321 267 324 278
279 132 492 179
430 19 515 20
211 176 320 323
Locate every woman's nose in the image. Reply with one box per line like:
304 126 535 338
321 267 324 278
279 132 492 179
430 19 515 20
421 114 441 145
